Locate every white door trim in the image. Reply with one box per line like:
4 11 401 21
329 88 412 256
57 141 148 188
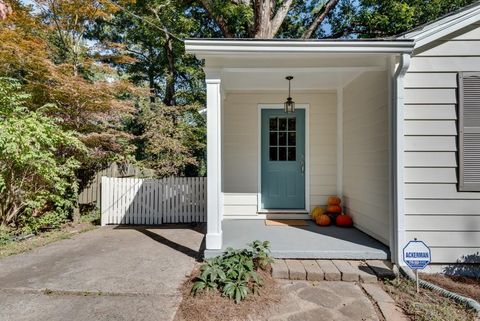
257 104 310 212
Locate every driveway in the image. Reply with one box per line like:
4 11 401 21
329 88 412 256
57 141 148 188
0 225 205 321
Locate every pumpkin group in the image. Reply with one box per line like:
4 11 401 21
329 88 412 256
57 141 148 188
316 214 331 226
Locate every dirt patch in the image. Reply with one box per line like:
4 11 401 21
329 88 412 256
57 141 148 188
419 273 480 302
175 266 283 321
382 278 477 321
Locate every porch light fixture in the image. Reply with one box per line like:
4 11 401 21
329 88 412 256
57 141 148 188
284 76 295 113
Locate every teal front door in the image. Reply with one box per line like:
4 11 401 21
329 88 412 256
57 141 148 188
261 109 305 209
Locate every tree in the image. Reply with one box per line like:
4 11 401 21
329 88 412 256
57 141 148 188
194 0 340 39
0 78 86 228
0 1 138 188
92 0 207 177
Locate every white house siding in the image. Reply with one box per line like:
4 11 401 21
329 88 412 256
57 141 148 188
343 71 390 245
404 23 480 264
222 92 337 217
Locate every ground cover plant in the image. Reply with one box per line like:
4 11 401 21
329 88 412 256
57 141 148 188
191 240 273 303
383 277 477 321
176 240 280 321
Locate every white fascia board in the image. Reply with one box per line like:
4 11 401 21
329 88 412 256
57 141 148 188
399 4 480 49
184 39 415 57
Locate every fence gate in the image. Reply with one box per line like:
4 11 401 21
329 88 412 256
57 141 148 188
101 176 207 225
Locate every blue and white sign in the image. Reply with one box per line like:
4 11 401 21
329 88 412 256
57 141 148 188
403 240 431 270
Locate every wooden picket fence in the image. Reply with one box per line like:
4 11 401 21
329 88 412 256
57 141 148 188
101 176 207 225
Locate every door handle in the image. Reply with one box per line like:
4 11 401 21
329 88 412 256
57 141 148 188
300 155 305 174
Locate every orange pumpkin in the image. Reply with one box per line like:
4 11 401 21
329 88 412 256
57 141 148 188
336 213 353 227
327 205 342 214
327 196 341 206
316 214 331 226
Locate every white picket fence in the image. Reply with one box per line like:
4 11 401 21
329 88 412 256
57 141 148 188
101 176 207 225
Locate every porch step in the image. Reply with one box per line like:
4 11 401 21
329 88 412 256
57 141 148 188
272 259 395 282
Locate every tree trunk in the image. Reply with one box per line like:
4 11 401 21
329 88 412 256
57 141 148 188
253 0 293 38
163 36 176 107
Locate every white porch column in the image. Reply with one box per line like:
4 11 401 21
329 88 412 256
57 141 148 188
206 75 222 250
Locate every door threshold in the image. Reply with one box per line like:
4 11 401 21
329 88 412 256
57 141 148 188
258 209 309 214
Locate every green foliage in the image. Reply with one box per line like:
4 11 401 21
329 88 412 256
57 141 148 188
329 0 478 38
191 240 272 303
134 101 206 177
0 226 12 246
19 211 69 235
0 77 87 229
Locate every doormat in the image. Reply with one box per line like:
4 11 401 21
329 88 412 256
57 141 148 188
265 219 308 226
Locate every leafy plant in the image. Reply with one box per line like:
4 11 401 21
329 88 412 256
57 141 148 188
191 240 272 303
0 78 87 229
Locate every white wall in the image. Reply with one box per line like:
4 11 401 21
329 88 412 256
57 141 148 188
404 23 480 264
222 92 337 217
343 71 390 245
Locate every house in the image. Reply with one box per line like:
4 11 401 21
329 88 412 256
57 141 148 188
185 2 480 271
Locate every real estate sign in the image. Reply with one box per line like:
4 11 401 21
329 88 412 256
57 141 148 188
403 240 431 270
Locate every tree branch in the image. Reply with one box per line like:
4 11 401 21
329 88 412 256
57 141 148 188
269 0 293 38
199 0 235 38
302 0 339 39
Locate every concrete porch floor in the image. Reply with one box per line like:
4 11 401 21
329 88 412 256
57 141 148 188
205 219 390 260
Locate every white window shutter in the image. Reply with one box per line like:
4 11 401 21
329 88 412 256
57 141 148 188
459 72 480 191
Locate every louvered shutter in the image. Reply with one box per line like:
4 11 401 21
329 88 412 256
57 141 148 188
459 72 480 191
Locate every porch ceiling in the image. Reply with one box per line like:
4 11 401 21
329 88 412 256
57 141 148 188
220 67 372 91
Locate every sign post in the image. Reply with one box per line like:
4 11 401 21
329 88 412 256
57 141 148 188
403 239 431 293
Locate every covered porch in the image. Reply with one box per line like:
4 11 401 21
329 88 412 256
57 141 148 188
185 39 415 263
205 220 389 259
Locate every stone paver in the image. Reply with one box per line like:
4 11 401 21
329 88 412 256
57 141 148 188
285 259 306 280
332 260 360 282
317 260 342 281
301 260 324 281
367 260 396 280
362 283 409 321
268 281 380 321
272 259 289 279
0 225 205 321
350 260 378 283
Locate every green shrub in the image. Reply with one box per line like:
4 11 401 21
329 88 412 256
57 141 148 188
0 78 87 229
192 240 273 303
0 226 12 245
19 211 69 235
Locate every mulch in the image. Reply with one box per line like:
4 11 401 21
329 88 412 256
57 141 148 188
174 266 283 321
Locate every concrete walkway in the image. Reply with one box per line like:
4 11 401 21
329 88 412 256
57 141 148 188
268 281 408 321
0 225 205 321
269 281 381 321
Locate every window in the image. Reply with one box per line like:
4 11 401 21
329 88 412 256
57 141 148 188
269 116 296 161
458 72 480 191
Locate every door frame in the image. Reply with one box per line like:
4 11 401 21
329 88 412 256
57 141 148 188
257 104 310 212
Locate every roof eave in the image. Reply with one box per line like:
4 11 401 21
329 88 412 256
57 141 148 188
184 39 415 58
